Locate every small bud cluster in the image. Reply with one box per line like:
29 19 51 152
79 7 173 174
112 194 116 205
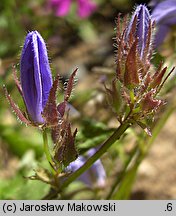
105 5 174 131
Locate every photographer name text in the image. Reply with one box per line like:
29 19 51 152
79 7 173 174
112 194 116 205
17 202 116 212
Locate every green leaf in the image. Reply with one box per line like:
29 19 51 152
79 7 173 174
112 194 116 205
76 119 114 153
80 119 113 138
112 165 138 200
0 175 50 199
0 124 43 158
78 133 111 154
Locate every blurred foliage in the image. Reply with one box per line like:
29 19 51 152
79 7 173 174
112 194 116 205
0 150 50 199
0 173 50 199
0 0 138 59
76 118 115 154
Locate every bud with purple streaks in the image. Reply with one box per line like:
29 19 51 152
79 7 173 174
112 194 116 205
4 31 54 126
20 31 53 124
4 31 78 169
105 4 174 134
126 5 152 59
4 31 77 127
115 5 153 87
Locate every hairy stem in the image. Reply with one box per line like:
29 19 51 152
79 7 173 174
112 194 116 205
42 129 55 174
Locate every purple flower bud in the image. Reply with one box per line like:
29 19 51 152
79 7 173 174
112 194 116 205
20 31 53 124
126 5 151 58
69 148 106 187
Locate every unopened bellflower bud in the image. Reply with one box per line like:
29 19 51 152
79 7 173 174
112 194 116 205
4 31 79 169
107 4 175 131
20 31 53 124
115 4 153 87
126 5 151 58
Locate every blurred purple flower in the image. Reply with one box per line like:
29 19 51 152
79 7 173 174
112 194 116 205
49 0 71 16
148 0 161 7
49 0 97 18
77 0 97 18
69 148 106 187
126 5 151 58
150 0 176 47
20 31 53 124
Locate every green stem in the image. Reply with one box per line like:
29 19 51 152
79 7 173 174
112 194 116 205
61 121 131 190
42 129 55 174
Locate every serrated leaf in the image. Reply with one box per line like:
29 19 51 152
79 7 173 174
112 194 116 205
64 68 78 101
12 65 23 97
124 40 139 87
57 101 66 117
42 75 60 127
53 119 78 167
3 86 32 126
